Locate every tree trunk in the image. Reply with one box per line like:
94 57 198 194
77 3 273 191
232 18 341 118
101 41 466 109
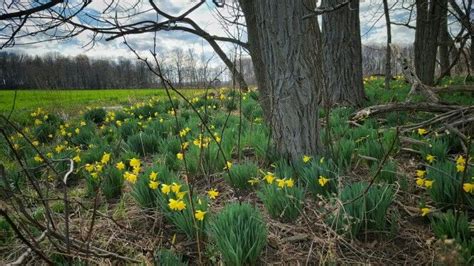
414 0 443 85
438 0 451 77
239 0 322 162
321 0 366 107
383 0 392 90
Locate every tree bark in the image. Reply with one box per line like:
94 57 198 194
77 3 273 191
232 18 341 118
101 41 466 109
414 0 443 85
438 0 451 77
383 0 392 90
239 0 322 161
321 0 366 107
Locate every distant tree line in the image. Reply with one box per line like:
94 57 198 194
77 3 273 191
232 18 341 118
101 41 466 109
0 49 228 90
0 52 157 89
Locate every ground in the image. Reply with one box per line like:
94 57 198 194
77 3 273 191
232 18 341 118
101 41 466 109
0 77 473 265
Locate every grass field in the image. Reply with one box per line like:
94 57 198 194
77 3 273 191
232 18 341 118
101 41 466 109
0 89 204 118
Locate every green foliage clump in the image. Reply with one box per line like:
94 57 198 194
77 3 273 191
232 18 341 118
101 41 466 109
226 161 258 190
331 182 395 238
209 203 267 265
300 157 337 197
84 108 107 124
258 181 304 222
101 167 123 200
154 249 187 266
427 161 474 208
127 132 160 156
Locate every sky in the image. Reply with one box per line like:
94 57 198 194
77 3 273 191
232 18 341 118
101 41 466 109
3 0 443 61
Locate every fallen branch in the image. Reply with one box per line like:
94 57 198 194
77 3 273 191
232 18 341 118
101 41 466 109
351 102 463 121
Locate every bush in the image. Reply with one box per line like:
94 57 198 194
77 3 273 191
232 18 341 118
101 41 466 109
258 181 304 222
331 182 395 238
84 108 107 124
209 203 267 265
226 161 258 189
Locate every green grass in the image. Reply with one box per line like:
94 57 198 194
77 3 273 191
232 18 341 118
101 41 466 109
0 89 204 118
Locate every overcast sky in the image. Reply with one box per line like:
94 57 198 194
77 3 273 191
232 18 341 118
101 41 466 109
6 0 441 60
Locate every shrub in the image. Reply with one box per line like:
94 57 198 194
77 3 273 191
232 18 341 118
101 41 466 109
209 203 267 265
127 132 160 156
331 182 395 238
258 181 304 222
226 161 258 189
84 108 107 124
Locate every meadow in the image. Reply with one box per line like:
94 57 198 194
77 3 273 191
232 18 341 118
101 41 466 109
0 89 203 120
0 77 473 264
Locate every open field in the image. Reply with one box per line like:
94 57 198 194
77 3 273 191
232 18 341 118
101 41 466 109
0 89 204 118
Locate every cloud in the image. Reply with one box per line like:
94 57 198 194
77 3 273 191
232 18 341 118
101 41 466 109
7 0 460 60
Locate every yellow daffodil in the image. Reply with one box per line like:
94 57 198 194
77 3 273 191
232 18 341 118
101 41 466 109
456 155 466 166
420 207 431 216
149 180 159 190
54 145 65 153
425 154 435 164
416 178 425 187
85 164 95 172
171 183 181 193
72 155 81 163
285 178 294 188
456 164 465 172
101 152 111 164
32 140 39 146
168 199 186 211
176 191 187 200
194 210 206 221
424 180 434 189
264 172 275 184
116 161 125 170
303 155 312 163
318 176 329 187
176 152 184 160
75 128 80 134
161 184 171 195
416 170 426 178
124 172 137 184
248 177 260 186
34 155 43 163
129 158 141 168
224 161 232 170
417 128 428 136
207 188 219 200
276 178 286 188
149 171 158 181
462 183 474 193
